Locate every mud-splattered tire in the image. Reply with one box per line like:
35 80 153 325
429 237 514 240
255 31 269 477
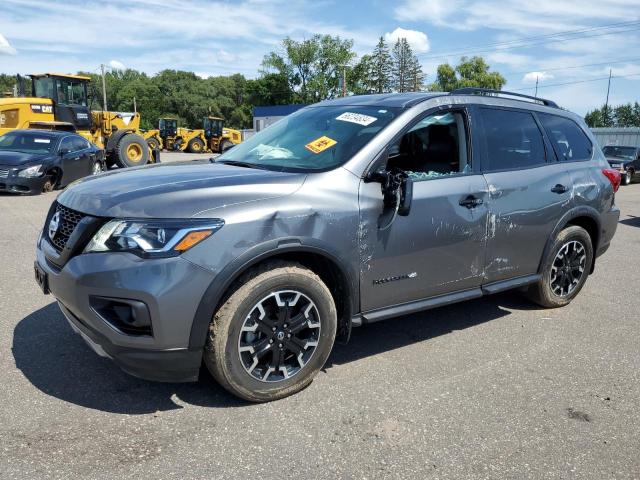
527 226 593 308
204 261 337 402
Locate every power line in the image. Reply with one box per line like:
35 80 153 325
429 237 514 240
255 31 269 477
416 21 640 60
504 56 640 76
512 72 640 91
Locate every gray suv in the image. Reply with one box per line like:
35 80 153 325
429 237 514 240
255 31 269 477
34 88 621 402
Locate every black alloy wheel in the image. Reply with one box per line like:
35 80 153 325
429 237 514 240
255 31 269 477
238 290 321 383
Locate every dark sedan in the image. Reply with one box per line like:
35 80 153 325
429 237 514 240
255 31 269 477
0 130 105 195
602 145 640 186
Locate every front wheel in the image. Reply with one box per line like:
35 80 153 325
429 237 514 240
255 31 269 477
204 261 337 402
91 160 104 175
622 170 632 186
527 225 593 308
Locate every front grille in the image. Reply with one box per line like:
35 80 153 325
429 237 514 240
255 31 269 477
49 202 87 251
0 167 9 178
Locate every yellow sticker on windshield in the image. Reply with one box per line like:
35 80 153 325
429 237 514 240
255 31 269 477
305 136 337 154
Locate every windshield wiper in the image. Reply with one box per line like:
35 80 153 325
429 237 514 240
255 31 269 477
216 160 266 170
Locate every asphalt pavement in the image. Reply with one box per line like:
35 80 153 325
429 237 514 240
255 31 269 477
0 162 639 479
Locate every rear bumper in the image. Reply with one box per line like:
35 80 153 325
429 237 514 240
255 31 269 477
596 205 620 258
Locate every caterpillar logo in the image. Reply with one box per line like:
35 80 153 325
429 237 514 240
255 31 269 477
373 272 418 285
30 104 53 114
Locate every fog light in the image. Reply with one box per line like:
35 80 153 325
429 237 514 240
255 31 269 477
89 296 152 336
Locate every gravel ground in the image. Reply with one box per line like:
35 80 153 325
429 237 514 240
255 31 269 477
0 167 638 479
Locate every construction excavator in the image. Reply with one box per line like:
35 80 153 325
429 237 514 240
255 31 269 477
0 73 156 168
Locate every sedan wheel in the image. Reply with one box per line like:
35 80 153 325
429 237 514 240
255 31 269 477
92 161 103 175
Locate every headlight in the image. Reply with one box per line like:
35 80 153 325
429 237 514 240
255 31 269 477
84 219 224 257
18 164 43 178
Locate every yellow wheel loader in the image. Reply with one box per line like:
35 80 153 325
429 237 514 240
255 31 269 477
0 73 155 168
157 116 242 154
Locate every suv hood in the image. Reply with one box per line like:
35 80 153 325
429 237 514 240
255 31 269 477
57 161 306 218
0 150 48 166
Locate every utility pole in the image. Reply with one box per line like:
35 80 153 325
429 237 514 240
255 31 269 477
100 63 108 111
604 68 612 126
534 76 539 98
342 65 347 97
133 96 137 113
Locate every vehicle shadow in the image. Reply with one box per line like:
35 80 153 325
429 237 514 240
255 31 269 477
619 215 640 228
328 291 533 367
13 293 537 414
12 303 245 413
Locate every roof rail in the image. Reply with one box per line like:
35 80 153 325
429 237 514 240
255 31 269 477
450 87 559 108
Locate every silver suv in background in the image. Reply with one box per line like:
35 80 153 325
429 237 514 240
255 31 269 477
35 88 621 402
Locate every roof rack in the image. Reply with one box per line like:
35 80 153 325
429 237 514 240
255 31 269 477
450 87 559 108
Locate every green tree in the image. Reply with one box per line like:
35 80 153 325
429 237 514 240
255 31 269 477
429 56 506 91
262 34 356 103
350 55 376 94
370 36 392 93
392 38 412 93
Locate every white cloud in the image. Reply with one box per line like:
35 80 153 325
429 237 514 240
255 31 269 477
523 71 554 83
394 0 464 27
109 60 125 70
0 33 16 55
487 51 531 68
384 28 430 53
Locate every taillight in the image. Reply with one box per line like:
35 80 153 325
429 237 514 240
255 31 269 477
602 169 621 193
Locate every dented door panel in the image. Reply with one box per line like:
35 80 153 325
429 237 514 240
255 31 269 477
482 163 571 282
358 174 489 312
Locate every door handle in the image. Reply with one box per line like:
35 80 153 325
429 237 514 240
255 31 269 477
459 195 483 209
551 184 568 194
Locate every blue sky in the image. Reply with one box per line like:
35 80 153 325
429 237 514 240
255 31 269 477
1 0 639 114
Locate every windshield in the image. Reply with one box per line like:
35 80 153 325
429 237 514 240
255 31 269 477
0 132 56 154
603 146 636 160
217 105 400 172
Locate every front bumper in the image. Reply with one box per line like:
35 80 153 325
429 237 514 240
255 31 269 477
0 171 48 194
35 239 216 382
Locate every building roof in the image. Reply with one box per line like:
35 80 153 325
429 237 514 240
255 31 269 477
253 104 307 117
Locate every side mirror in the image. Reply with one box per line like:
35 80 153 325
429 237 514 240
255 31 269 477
365 147 413 217
59 148 70 156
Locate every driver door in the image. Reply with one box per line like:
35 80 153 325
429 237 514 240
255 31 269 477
358 108 489 313
58 136 84 184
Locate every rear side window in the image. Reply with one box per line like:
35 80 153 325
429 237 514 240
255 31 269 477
537 113 592 162
72 137 89 151
479 108 546 171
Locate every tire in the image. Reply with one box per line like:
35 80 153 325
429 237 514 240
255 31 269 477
41 177 54 193
91 160 104 176
220 139 233 153
527 226 593 308
204 261 337 402
187 137 205 153
622 170 632 186
115 134 149 168
146 136 161 151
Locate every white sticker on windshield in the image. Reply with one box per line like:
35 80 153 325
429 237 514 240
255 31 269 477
34 139 51 143
336 112 377 126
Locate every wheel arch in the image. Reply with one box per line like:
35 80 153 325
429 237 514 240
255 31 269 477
189 241 359 350
538 207 602 275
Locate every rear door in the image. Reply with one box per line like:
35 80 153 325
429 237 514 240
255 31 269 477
477 107 571 283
